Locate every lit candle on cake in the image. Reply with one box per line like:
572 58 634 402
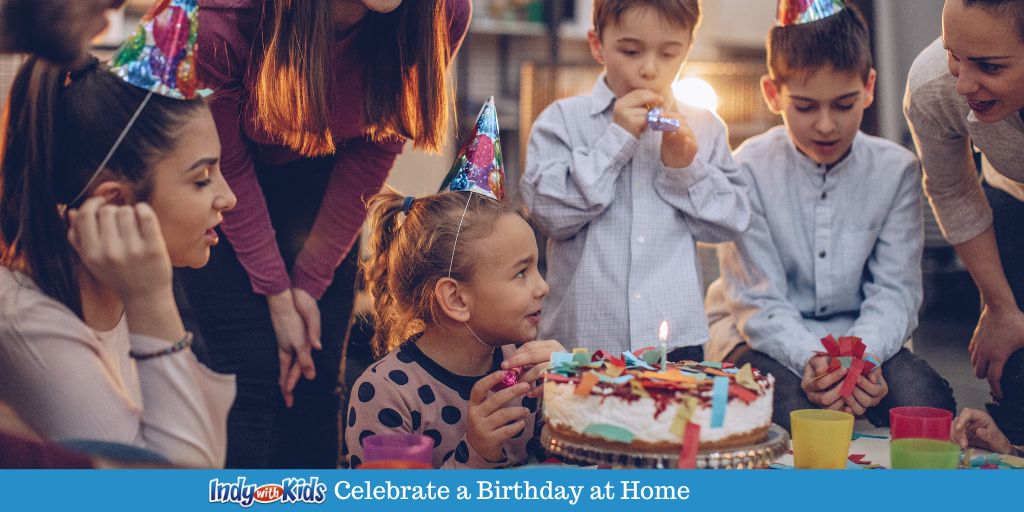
659 321 669 371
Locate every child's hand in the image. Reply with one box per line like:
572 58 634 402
67 197 172 301
951 408 1014 455
613 89 663 139
658 108 699 168
466 372 531 462
800 355 847 410
501 339 566 398
842 366 887 415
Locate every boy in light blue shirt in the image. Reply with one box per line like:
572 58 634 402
522 0 749 357
704 1 955 431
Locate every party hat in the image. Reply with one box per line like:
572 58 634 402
439 97 505 201
776 0 845 27
109 0 201 99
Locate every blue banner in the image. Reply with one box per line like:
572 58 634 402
0 469 1018 511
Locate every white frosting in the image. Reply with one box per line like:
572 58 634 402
543 375 774 445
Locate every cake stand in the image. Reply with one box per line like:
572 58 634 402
541 424 790 469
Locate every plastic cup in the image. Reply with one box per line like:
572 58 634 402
360 433 433 469
889 406 953 441
791 409 854 469
890 438 960 469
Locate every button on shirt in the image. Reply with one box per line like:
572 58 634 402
705 126 923 375
521 76 750 353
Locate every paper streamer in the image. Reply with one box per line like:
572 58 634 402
711 376 729 428
839 357 864 399
677 422 701 469
575 372 599 396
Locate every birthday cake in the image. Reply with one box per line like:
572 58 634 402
543 349 774 452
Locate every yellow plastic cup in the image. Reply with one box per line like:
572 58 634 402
890 438 961 469
790 409 854 469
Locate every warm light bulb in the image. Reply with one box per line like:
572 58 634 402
673 77 718 112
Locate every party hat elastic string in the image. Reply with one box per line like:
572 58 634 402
465 323 495 352
68 91 153 206
447 192 474 278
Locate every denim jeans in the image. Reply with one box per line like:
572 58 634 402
736 347 956 433
984 183 1024 444
667 345 704 363
178 157 355 468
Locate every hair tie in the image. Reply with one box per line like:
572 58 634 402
402 196 415 214
65 56 101 86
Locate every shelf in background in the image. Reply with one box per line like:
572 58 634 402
469 17 590 41
469 18 547 37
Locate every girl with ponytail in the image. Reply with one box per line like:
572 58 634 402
0 56 237 467
344 189 563 469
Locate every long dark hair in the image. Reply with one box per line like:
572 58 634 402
251 0 454 156
0 56 207 316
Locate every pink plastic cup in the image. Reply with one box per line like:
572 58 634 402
360 433 433 469
889 406 953 441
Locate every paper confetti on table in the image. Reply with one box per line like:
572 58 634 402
967 453 1024 469
851 432 888 440
848 454 871 465
1002 455 1024 468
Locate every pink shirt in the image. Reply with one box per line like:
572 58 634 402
197 0 471 298
0 268 235 468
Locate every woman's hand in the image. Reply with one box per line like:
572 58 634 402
67 198 172 301
501 339 565 398
267 289 321 407
68 198 185 341
465 372 531 463
291 287 322 352
969 304 1024 400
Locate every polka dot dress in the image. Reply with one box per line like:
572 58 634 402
344 337 542 468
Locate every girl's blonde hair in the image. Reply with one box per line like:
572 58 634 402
361 189 526 356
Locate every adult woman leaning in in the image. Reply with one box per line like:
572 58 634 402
182 0 470 467
904 0 1024 445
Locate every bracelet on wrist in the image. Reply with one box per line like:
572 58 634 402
129 331 193 361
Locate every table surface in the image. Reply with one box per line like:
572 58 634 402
773 423 1000 469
